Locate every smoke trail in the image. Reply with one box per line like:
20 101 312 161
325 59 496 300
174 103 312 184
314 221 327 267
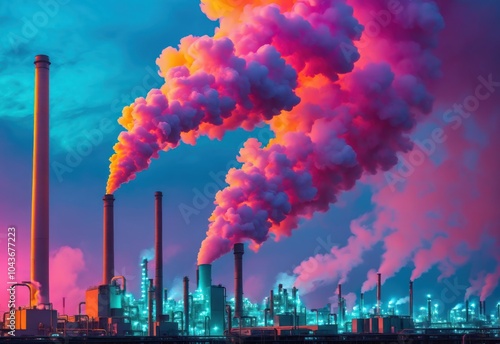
197 0 443 264
106 0 362 194
274 0 500 298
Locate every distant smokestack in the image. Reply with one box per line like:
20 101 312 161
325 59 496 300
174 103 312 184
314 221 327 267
466 300 469 322
376 273 381 316
103 194 115 285
155 191 163 322
196 266 199 289
338 284 342 324
269 290 274 318
360 292 364 318
234 243 244 319
427 296 432 323
479 300 483 318
482 300 486 318
31 54 51 305
183 276 189 335
409 280 413 319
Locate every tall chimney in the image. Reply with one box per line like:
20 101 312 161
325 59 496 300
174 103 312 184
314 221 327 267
479 300 483 318
154 191 163 322
360 292 364 318
234 243 244 319
427 296 432 323
31 54 50 305
183 276 189 335
103 194 115 285
269 290 274 318
409 280 414 319
376 273 381 316
338 284 342 324
482 300 486 318
465 300 469 322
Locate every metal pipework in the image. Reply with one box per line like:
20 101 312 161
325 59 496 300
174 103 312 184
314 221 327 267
111 275 126 293
183 276 189 336
226 305 232 332
31 54 51 305
103 194 115 285
155 191 163 323
376 273 381 316
409 280 414 319
233 243 244 319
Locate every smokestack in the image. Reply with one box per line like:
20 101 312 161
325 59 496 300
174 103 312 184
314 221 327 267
154 191 163 322
269 290 274 318
360 292 364 318
233 243 244 319
183 276 189 335
103 194 115 285
31 54 50 305
427 296 432 323
198 264 212 297
479 300 483 318
483 300 486 318
409 280 414 319
376 273 381 316
466 300 469 322
338 284 342 324
196 266 199 289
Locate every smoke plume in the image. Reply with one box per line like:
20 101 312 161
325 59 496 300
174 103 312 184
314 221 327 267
288 1 500 297
105 0 447 266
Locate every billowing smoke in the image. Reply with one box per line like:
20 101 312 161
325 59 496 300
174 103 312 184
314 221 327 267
279 0 499 299
107 1 445 267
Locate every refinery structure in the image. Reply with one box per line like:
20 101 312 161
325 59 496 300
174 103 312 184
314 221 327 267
2 55 500 343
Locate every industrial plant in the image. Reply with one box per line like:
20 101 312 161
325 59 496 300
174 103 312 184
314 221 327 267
2 55 500 343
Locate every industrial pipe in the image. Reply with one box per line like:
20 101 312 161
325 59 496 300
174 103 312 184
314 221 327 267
427 296 432 323
155 191 163 323
409 280 414 319
376 273 381 316
78 302 86 315
233 243 244 319
360 292 364 318
111 275 126 293
183 276 189 336
31 54 51 305
338 284 342 325
466 300 469 322
103 194 115 285
269 290 274 319
226 305 232 332
148 279 154 336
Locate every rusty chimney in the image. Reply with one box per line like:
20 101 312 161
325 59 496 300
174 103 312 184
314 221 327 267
155 191 163 322
234 243 244 319
31 54 50 305
376 273 381 316
183 276 189 335
103 194 115 285
409 280 414 319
